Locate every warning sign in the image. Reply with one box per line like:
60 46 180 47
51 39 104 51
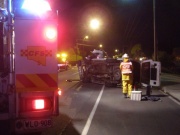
21 46 52 66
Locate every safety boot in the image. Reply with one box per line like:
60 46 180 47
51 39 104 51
124 93 128 98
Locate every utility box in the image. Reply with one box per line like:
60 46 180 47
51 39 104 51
131 91 142 101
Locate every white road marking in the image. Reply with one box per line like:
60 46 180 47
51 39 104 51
169 96 180 105
76 85 82 91
81 85 105 135
71 72 79 76
160 90 180 105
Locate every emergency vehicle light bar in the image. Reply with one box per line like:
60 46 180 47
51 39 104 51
22 0 52 15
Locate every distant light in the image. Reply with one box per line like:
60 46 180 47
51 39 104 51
99 44 103 48
61 53 67 58
139 57 147 61
84 36 89 40
115 49 118 52
61 58 66 62
22 0 52 15
56 54 60 57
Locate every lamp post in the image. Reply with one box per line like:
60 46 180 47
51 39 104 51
76 18 101 61
76 35 94 61
123 0 157 61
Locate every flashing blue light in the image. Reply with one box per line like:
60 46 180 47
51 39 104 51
22 0 51 15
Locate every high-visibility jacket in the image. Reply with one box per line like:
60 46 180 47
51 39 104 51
120 62 133 74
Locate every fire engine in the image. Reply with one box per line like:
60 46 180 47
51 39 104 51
0 0 60 134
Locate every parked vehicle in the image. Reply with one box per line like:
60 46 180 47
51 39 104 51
0 0 61 134
58 60 69 71
57 53 69 71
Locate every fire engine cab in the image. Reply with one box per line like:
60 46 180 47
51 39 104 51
0 0 60 134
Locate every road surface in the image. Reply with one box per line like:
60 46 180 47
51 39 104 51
41 66 180 135
1 67 179 135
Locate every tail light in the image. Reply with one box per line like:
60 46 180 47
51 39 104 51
20 98 52 112
33 99 44 109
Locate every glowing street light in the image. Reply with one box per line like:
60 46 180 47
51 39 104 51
56 54 60 57
90 19 100 30
99 44 103 48
84 35 89 40
115 49 118 53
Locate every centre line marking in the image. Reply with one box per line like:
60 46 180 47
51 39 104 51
81 85 105 135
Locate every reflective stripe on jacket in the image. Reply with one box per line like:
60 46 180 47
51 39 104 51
120 62 132 74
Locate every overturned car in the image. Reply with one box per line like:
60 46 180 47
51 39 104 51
77 49 141 87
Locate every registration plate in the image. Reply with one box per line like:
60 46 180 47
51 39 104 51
23 118 52 129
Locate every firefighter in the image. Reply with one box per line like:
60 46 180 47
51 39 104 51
120 53 133 98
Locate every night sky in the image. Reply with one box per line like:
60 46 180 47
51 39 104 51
56 0 180 57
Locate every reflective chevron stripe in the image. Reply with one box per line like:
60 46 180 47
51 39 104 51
16 74 57 89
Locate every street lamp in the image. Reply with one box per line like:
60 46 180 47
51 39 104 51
90 18 100 30
99 44 103 48
76 35 94 61
84 35 89 40
113 49 119 58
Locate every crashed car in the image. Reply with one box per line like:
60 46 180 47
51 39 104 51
77 49 141 87
77 49 121 87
